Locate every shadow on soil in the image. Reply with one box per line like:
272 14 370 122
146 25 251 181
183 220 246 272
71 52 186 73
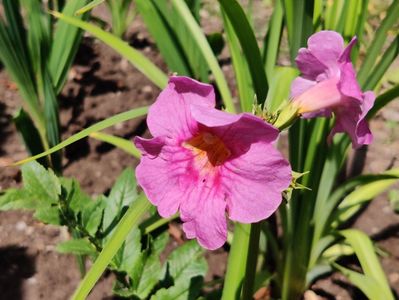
0 101 12 156
0 246 35 300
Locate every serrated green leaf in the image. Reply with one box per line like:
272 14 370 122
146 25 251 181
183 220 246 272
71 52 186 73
103 168 138 231
57 238 97 256
34 206 61 225
134 232 169 298
152 240 207 300
151 276 203 300
117 228 143 275
61 178 92 213
82 197 105 236
0 188 41 211
22 161 61 203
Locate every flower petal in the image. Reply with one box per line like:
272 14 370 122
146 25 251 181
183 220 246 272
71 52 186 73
339 36 357 63
135 138 195 217
295 48 328 80
181 192 227 250
190 105 279 156
146 76 214 139
308 30 344 69
329 91 374 148
290 76 317 98
222 142 291 223
338 62 363 100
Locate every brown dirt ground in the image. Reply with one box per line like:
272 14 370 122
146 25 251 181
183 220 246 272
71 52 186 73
0 3 399 300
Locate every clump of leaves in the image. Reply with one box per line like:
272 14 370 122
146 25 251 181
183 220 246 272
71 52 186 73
0 161 208 299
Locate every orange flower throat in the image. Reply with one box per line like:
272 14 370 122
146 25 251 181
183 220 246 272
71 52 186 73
184 132 231 167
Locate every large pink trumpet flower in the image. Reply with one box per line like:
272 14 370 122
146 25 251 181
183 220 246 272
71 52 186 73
134 76 291 250
291 31 375 148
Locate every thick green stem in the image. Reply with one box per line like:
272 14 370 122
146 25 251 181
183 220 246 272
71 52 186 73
221 223 251 300
241 222 261 300
71 195 151 300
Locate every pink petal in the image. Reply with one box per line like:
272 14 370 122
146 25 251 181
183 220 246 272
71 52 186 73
339 36 357 63
307 31 344 69
338 62 363 100
295 48 328 80
221 142 291 223
190 105 279 153
290 76 317 98
181 192 227 250
146 76 214 140
134 136 165 159
329 91 374 148
135 138 195 217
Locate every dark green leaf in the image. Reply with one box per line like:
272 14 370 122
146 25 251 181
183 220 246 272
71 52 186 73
82 197 105 236
103 168 138 231
152 240 207 299
219 0 268 104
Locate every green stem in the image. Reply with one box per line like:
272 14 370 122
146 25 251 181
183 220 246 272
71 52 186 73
221 223 251 300
71 195 151 300
241 222 261 300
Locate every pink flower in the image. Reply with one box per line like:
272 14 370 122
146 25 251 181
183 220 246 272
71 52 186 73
134 76 291 250
290 31 375 148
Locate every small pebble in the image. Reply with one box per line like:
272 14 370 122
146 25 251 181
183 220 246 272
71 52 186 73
26 277 37 285
16 221 27 231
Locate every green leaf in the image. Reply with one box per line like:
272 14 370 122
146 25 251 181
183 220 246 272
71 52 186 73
152 240 207 300
51 11 168 89
89 132 140 158
368 84 399 118
0 188 41 211
49 0 90 93
71 195 151 300
388 190 399 213
333 263 386 300
221 10 253 112
117 228 143 276
75 0 104 15
170 0 235 113
219 0 268 105
265 66 299 112
102 168 138 231
262 0 284 78
14 108 47 167
82 197 105 236
34 206 61 225
357 0 399 87
12 106 148 166
150 0 210 82
334 169 399 224
135 234 169 298
339 229 394 300
363 35 399 91
62 178 92 214
57 238 97 256
21 161 61 204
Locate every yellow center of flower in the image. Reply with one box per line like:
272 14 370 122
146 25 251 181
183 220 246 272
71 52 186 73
184 132 231 167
